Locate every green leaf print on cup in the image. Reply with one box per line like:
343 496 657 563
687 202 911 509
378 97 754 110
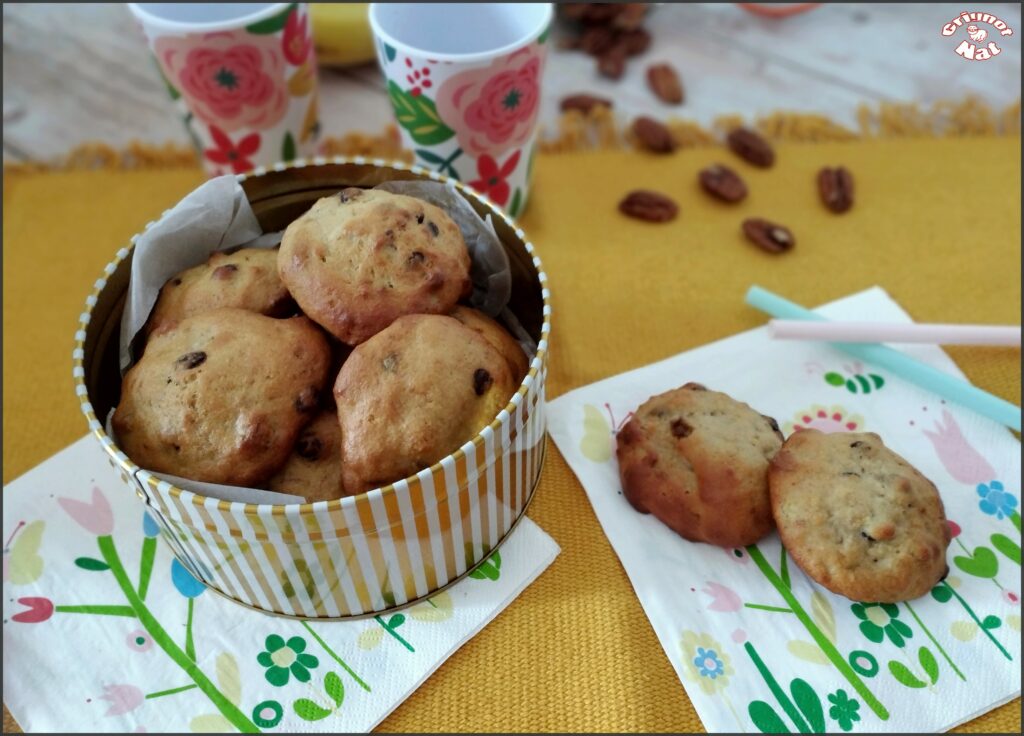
387 80 455 145
507 188 523 218
281 132 297 162
414 147 462 179
246 3 297 34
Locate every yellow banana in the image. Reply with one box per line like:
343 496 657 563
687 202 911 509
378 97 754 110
310 3 377 67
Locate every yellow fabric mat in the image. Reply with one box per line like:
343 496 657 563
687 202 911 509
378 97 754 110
3 136 1020 733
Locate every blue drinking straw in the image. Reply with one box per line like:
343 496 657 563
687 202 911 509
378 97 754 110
745 286 1021 432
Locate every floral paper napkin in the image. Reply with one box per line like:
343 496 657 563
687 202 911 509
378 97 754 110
546 287 1021 733
2 437 559 733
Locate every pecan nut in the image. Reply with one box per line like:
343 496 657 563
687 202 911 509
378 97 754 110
726 127 775 168
619 190 679 223
646 63 684 105
632 116 676 154
818 166 854 213
698 164 747 203
560 94 614 114
742 218 795 254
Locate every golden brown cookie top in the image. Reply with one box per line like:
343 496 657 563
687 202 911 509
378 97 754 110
334 313 517 495
113 308 331 487
770 430 951 602
278 188 471 345
616 382 783 547
146 248 293 336
267 411 347 503
449 305 529 384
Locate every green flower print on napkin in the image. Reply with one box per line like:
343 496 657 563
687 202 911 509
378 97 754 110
827 688 862 731
258 634 319 686
851 603 913 648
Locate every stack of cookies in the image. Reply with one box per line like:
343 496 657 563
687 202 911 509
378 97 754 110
113 188 529 503
616 383 951 602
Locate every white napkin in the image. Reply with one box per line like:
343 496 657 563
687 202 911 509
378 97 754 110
2 436 559 733
547 286 1021 733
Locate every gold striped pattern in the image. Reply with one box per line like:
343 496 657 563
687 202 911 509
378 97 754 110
73 158 551 618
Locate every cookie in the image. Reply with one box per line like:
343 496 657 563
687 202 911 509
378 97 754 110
769 430 950 602
279 188 472 345
113 308 331 487
267 411 346 502
449 305 529 383
145 248 293 336
334 313 517 495
616 382 783 547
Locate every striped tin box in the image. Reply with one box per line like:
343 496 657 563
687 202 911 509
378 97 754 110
74 158 551 619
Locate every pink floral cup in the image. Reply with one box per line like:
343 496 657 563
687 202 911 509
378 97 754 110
369 3 553 217
129 3 320 176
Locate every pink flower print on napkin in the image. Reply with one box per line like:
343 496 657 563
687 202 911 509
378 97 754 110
702 582 743 612
435 44 544 158
155 31 288 133
11 596 53 624
57 486 113 536
922 409 997 485
99 684 144 716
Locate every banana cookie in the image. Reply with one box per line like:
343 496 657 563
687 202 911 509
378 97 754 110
450 305 529 384
279 188 472 345
267 411 346 502
770 430 950 602
113 308 331 486
616 382 783 547
334 313 516 495
145 248 293 336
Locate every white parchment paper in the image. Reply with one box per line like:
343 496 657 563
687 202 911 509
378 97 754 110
114 175 530 503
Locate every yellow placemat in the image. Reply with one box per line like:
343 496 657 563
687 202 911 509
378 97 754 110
3 135 1020 733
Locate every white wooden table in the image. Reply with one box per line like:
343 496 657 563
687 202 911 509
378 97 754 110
3 2 1021 162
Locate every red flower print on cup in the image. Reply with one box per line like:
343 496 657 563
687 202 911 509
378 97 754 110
204 126 260 174
155 31 288 132
282 7 311 66
435 45 544 157
468 150 521 206
404 58 433 96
